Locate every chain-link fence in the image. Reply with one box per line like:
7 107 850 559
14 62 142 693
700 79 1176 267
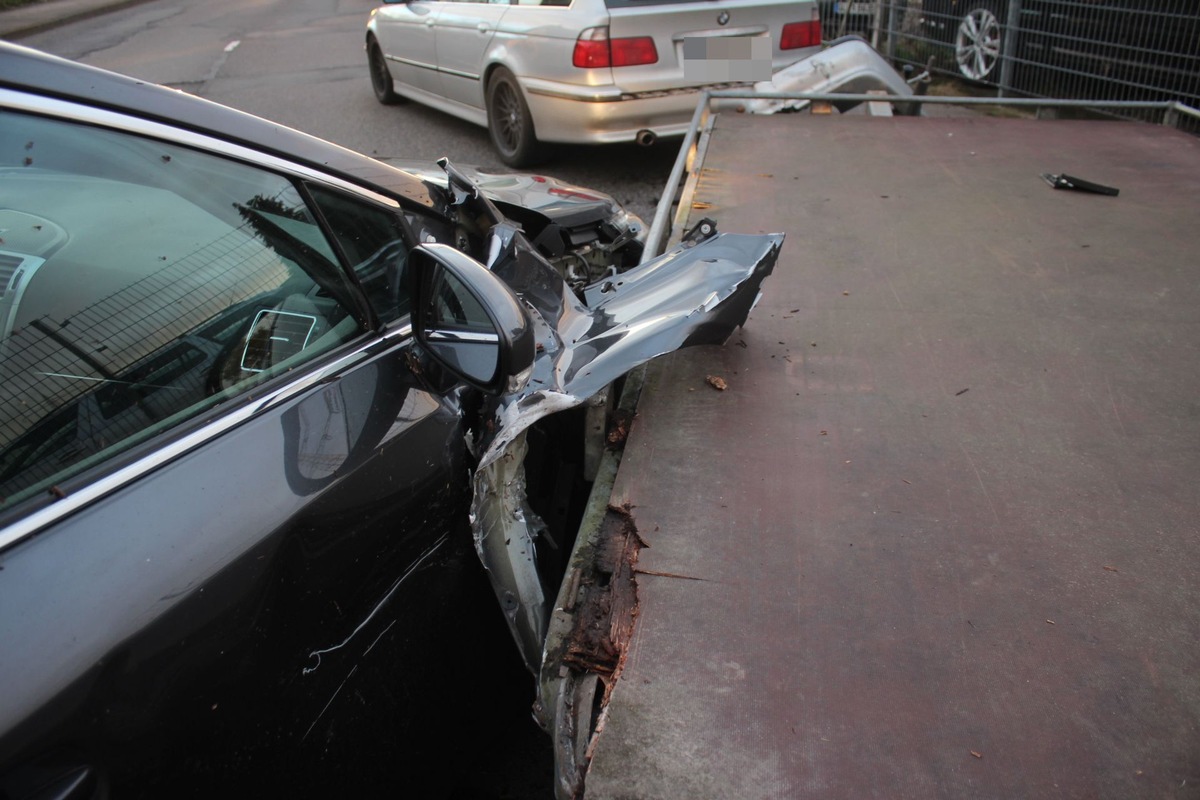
818 0 1200 131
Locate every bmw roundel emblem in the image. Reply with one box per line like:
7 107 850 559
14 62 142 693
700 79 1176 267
717 10 730 25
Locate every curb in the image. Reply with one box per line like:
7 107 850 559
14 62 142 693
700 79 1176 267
1 0 156 41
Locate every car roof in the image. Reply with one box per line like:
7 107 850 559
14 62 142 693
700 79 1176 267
0 41 439 209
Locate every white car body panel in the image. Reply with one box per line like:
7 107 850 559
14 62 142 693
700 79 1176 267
367 0 820 148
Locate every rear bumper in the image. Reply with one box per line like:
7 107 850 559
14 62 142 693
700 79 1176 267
522 77 739 144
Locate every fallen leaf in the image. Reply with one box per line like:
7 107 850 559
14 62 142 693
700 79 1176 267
1046 619 1056 625
970 751 983 759
1103 565 1119 572
706 375 728 391
842 290 850 296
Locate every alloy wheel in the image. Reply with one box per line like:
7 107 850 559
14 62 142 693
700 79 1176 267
955 8 1002 81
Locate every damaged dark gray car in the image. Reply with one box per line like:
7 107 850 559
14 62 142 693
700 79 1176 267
0 42 782 797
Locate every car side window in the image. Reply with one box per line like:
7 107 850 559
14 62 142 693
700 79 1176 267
0 110 367 511
307 185 412 324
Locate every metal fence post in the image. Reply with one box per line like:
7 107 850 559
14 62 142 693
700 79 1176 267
998 0 1022 97
1164 103 1180 130
884 1 899 62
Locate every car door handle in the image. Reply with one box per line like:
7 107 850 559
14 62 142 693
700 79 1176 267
477 22 491 32
425 17 435 26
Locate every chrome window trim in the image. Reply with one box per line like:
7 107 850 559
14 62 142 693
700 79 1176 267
0 317 413 554
0 88 401 210
427 330 500 343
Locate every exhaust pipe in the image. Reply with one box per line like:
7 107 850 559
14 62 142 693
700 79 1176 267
635 129 657 147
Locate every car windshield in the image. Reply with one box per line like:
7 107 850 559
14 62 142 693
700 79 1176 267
0 111 365 510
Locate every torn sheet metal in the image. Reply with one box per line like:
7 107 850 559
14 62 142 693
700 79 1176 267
438 161 783 673
740 37 915 115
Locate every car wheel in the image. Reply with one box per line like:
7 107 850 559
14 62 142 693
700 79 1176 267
368 39 403 105
954 4 1003 81
486 68 540 168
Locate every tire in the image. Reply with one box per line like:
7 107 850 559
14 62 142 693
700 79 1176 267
368 39 403 105
486 68 540 169
954 3 1003 81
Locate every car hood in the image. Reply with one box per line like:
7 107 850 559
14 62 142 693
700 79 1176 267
386 159 645 232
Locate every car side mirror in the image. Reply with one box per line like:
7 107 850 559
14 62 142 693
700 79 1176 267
409 243 535 395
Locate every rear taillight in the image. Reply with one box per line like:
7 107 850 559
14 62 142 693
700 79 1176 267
781 19 821 50
573 28 611 68
573 26 659 68
611 36 658 66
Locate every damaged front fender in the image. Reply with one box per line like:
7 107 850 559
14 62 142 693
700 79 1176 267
425 159 782 677
472 228 782 672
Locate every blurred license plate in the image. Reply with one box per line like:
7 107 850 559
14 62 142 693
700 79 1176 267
834 2 872 13
683 36 773 82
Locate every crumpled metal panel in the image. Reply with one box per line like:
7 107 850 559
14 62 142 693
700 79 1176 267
742 37 915 115
440 162 783 672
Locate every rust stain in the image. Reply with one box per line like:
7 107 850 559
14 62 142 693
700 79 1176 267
606 409 633 447
563 504 645 683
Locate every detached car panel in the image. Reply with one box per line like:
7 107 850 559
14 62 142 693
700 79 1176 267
0 41 782 796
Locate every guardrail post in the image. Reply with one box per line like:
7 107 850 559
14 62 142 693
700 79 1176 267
997 0 1022 97
884 1 899 61
1161 104 1180 131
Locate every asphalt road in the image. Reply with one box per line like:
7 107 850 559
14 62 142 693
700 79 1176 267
19 0 679 223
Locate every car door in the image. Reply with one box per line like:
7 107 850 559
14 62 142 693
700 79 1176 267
371 0 444 96
0 102 488 795
434 0 512 108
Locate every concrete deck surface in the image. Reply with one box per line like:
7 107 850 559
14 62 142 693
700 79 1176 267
585 115 1200 799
